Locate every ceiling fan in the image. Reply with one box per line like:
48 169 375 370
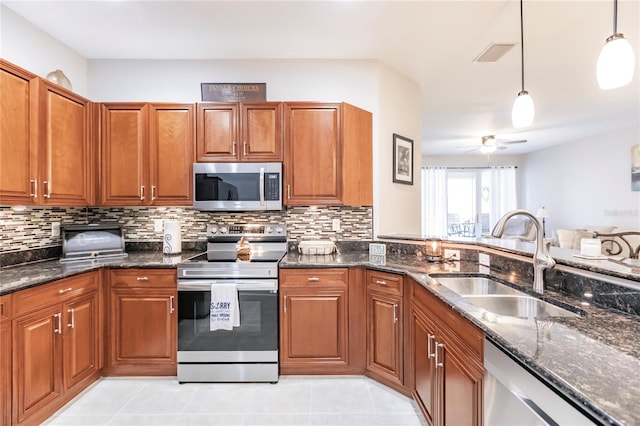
458 135 527 154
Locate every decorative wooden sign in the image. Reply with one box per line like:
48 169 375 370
201 83 267 102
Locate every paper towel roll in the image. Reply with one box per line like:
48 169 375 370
163 221 181 254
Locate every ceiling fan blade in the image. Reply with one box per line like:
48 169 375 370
499 139 527 145
496 146 508 151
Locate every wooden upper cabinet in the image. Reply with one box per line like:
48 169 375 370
39 81 93 206
100 103 194 206
283 102 372 207
196 102 283 162
0 60 38 205
1 60 94 206
100 103 148 205
148 104 195 205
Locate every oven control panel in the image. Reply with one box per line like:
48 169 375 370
207 223 286 240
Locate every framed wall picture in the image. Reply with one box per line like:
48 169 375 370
632 144 640 192
393 133 413 185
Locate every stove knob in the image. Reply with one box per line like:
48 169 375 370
220 226 228 234
209 225 218 235
265 226 273 234
275 226 284 234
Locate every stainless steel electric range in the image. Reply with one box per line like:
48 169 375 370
176 223 287 383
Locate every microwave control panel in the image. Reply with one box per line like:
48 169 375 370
265 173 280 200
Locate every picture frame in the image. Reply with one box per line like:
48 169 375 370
392 133 414 185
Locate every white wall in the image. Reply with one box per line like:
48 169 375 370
376 63 422 236
522 124 640 233
0 5 88 95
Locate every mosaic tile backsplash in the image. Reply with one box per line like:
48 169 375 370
0 206 372 254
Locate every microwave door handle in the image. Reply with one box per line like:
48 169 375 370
259 167 265 206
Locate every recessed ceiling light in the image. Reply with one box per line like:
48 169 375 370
473 43 516 63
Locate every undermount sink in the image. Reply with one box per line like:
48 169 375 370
432 276 579 319
463 294 579 319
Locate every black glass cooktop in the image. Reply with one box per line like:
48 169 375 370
186 251 285 263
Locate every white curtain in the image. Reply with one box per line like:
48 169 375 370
490 166 517 229
422 167 448 237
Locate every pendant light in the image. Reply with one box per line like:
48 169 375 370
597 0 635 89
512 0 534 128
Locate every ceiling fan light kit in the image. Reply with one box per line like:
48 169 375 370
512 0 534 129
597 0 636 90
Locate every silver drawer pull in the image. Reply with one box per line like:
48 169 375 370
307 277 320 282
54 313 62 334
169 296 175 314
136 276 149 281
435 342 444 368
427 334 435 358
376 280 387 285
393 303 398 323
58 287 73 294
67 308 75 328
30 179 37 197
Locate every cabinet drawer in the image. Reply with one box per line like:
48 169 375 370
110 269 176 288
0 295 11 322
280 268 348 288
13 272 98 317
367 270 403 295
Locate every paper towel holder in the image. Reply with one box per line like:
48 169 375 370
163 220 182 255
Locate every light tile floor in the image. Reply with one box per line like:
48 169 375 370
44 376 424 426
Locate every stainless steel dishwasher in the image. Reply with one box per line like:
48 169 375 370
484 339 597 426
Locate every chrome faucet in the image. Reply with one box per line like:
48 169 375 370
491 209 556 294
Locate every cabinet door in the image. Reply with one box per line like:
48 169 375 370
196 103 239 162
281 289 348 364
440 335 483 426
0 61 38 205
241 102 283 161
12 306 62 424
62 292 99 392
1 319 10 426
284 103 341 205
367 291 402 385
413 311 438 426
100 103 148 205
40 82 93 206
109 288 176 365
149 104 194 205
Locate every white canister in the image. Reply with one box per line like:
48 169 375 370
580 238 601 257
163 220 182 254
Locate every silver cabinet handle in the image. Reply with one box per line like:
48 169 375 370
59 287 73 294
30 179 37 197
54 313 62 334
43 180 51 198
427 334 435 358
0 302 4 316
140 185 145 201
435 342 444 368
232 141 236 156
287 184 291 200
67 308 75 328
393 304 398 323
284 295 287 314
136 276 149 281
307 277 320 282
151 185 156 201
243 141 248 157
376 280 387 285
169 296 175 314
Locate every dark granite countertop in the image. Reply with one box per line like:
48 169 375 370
281 251 640 426
0 251 201 296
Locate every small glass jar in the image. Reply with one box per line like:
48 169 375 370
425 238 443 262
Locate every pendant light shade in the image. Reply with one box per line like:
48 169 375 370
597 0 635 90
597 34 635 89
512 0 534 128
512 90 535 128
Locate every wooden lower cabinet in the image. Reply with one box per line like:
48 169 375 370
1 295 13 426
106 269 177 375
410 278 484 426
11 272 100 425
366 270 404 391
279 268 350 373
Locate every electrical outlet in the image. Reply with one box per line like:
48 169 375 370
479 252 490 267
154 219 164 233
332 218 341 231
444 249 460 261
51 222 60 237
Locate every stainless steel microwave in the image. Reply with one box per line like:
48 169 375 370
193 162 282 211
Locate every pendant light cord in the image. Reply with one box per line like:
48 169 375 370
520 0 525 93
613 0 618 34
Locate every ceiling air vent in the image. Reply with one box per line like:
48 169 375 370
473 43 516 63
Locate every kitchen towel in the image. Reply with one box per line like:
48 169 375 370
163 220 182 254
210 283 240 331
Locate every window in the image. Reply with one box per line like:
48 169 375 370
422 167 517 238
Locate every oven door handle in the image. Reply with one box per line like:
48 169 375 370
178 279 277 292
